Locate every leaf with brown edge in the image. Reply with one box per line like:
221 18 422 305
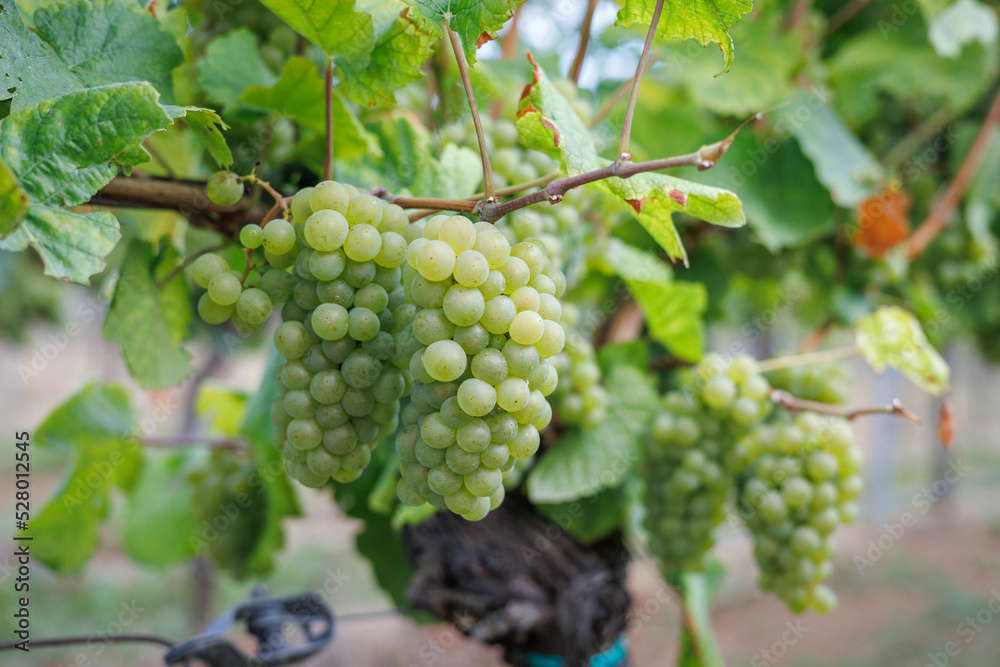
853 188 911 258
938 401 954 449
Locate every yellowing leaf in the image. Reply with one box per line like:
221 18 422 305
856 306 950 395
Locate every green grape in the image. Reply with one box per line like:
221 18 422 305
423 340 467 382
192 253 230 288
259 268 296 304
197 293 234 325
347 194 383 228
263 219 297 255
309 249 347 282
240 224 263 249
206 171 244 206
207 272 242 306
344 224 382 262
442 285 486 326
235 288 272 326
304 210 350 252
348 307 380 341
291 186 314 223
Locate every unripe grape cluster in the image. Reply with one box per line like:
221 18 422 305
739 413 864 613
394 215 567 520
443 117 556 190
549 304 608 429
643 354 772 576
269 181 412 488
192 237 280 336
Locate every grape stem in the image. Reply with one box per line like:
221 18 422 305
324 58 334 181
155 241 232 289
904 84 1000 259
239 247 255 284
618 0 664 160
756 345 858 373
770 389 921 423
569 0 600 85
246 175 290 216
141 435 250 451
447 26 496 202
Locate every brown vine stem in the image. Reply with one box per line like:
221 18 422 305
618 0 664 159
155 241 231 289
905 85 1000 259
463 171 560 201
770 390 921 423
247 176 289 216
324 58 334 181
569 0 600 85
757 345 858 373
141 435 250 451
388 196 480 214
447 26 496 202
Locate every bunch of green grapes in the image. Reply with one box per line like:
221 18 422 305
268 181 412 488
739 413 864 613
188 453 267 578
766 364 849 405
394 217 567 520
643 354 772 576
548 303 607 429
442 117 556 189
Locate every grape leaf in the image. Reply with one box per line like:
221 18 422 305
259 0 374 64
517 56 744 263
855 306 951 395
627 278 707 362
0 206 121 285
829 24 996 124
536 487 626 543
238 348 302 575
527 366 658 503
122 451 198 566
0 158 28 235
197 28 277 108
414 144 483 199
0 82 172 208
408 0 524 61
778 89 884 209
616 0 754 75
31 384 139 572
338 8 437 107
103 242 194 390
33 0 184 103
196 383 250 437
240 57 378 160
698 131 838 251
0 0 83 111
927 0 999 58
163 105 234 168
595 237 673 283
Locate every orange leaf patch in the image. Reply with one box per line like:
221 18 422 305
852 189 912 259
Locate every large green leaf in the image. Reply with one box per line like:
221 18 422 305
628 278 707 362
829 23 996 124
413 144 483 199
926 0 998 58
238 348 302 575
527 366 658 503
408 0 524 61
197 28 277 108
855 306 950 396
32 0 184 103
0 82 172 208
338 8 437 107
536 487 626 543
122 451 198 566
617 0 754 74
103 242 194 390
259 0 374 64
0 1 82 111
240 57 378 160
517 57 744 263
698 131 838 251
32 384 139 572
0 206 121 285
778 89 883 209
0 158 29 235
